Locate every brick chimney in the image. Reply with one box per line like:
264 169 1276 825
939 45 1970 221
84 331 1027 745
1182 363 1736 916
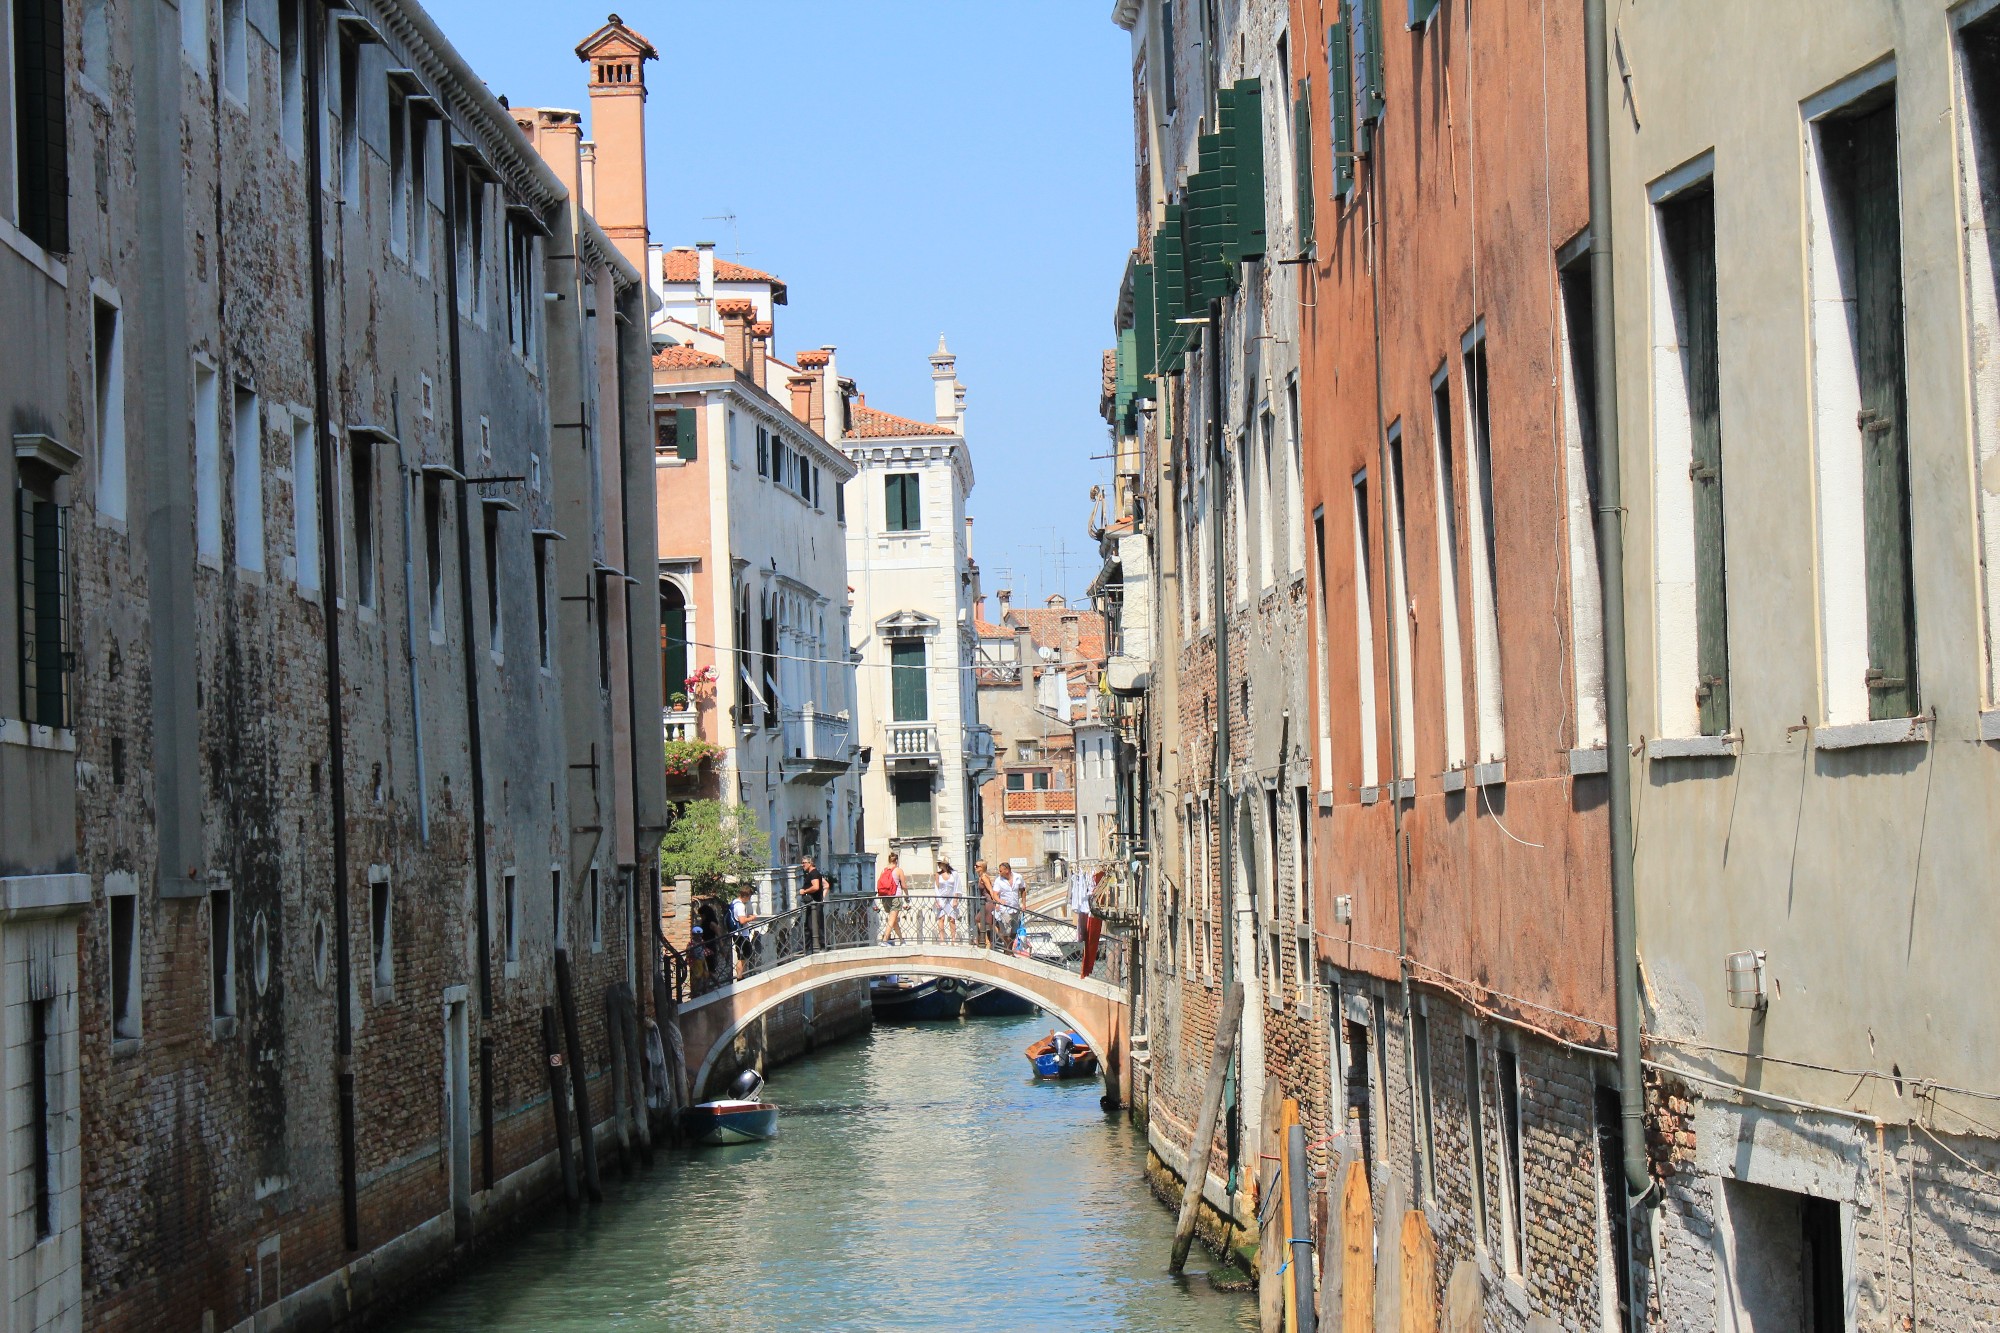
750 320 772 389
787 374 814 426
575 14 657 274
795 348 830 436
717 299 754 370
997 589 1012 614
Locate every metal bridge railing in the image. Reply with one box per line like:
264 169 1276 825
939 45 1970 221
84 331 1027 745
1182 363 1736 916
675 894 1130 998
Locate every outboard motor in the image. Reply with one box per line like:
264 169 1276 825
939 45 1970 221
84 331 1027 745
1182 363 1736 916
1052 1032 1073 1070
729 1068 765 1102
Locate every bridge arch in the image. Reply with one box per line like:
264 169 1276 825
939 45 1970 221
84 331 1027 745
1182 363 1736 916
676 943 1131 1105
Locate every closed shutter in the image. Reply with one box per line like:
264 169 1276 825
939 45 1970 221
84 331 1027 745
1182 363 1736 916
1845 104 1918 720
1294 80 1316 251
1663 186 1731 736
894 777 934 838
1233 79 1267 262
14 0 69 254
675 406 697 461
1328 17 1354 196
1354 0 1387 145
1409 0 1440 23
890 639 927 721
1133 262 1157 388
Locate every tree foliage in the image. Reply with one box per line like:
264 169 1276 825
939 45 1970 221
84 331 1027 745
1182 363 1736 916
658 800 771 897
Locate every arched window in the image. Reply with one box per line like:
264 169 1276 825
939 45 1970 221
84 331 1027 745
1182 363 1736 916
660 580 688 705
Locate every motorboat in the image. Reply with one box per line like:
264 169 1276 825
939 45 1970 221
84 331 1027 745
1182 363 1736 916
961 983 1037 1017
1025 1030 1099 1080
683 1069 779 1145
869 975 967 1022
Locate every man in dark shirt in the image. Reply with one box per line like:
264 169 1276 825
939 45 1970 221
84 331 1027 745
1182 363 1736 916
799 854 833 953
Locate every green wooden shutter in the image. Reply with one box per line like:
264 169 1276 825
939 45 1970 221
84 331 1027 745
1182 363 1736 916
675 406 697 461
1355 0 1386 145
1295 80 1316 251
1328 18 1354 196
1160 0 1177 117
1133 262 1157 390
894 777 934 838
1216 90 1242 270
890 639 927 721
1663 188 1731 736
1843 104 1919 720
1409 0 1440 23
1234 79 1267 262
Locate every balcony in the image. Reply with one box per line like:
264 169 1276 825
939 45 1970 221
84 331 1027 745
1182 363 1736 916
661 707 701 742
1003 788 1076 819
884 722 940 772
780 706 852 784
964 724 997 782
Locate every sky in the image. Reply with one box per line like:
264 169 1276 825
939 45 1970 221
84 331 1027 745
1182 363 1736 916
423 0 1135 611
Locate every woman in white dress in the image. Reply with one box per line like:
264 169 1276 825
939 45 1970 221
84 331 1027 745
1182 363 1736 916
935 859 962 943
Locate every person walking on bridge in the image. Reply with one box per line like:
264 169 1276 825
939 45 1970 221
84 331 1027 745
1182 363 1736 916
989 861 1021 952
876 851 907 945
972 860 995 947
935 858 962 944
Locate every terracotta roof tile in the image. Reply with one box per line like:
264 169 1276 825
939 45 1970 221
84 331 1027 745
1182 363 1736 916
715 298 755 318
795 349 830 370
660 247 781 288
652 344 726 370
847 403 956 439
996 606 1108 663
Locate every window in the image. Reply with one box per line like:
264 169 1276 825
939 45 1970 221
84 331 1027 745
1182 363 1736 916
233 387 263 571
1558 251 1606 752
93 299 124 519
890 638 927 721
1032 770 1051 791
836 481 846 524
388 88 410 257
483 502 502 658
534 534 551 669
893 776 934 838
1351 471 1379 790
16 452 73 728
349 432 376 609
454 164 486 315
1462 329 1506 762
1466 1035 1491 1245
811 465 821 509
1431 369 1468 769
210 888 235 1020
503 871 518 964
1498 1047 1526 1274
409 112 431 275
1231 432 1250 602
1159 0 1177 116
338 30 361 205
588 864 602 953
28 997 50 1238
1312 506 1332 785
1276 33 1296 229
1652 174 1730 738
1327 9 1354 195
279 0 304 155
1810 79 1917 723
1412 1009 1436 1200
109 887 139 1040
660 582 688 702
1960 16 2000 709
80 0 107 92
1285 378 1306 573
424 476 445 633
506 216 538 357
1006 771 1025 791
222 0 247 102
370 871 392 991
194 363 222 562
1385 427 1415 782
181 0 207 71
1257 409 1276 590
885 472 921 532
292 415 319 592
1593 1086 1633 1329
13 0 68 254
551 866 564 945
1345 1018 1374 1182
657 407 696 462
756 424 769 477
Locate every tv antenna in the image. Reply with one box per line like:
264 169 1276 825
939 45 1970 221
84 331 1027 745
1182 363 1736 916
702 213 748 262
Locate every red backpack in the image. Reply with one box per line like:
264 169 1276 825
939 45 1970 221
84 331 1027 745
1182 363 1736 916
876 866 899 896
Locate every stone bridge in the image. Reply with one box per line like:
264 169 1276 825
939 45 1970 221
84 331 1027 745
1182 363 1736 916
674 905 1133 1105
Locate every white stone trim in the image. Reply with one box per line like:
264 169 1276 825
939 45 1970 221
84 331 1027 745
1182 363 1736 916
1812 715 1931 750
1646 734 1741 761
1567 746 1608 775
0 876 90 921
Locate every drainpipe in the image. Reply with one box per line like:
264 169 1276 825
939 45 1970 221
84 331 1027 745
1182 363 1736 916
301 5 359 1252
438 130 497 1195
1364 153 1426 1203
612 294 651 1024
1585 0 1657 1212
399 442 430 846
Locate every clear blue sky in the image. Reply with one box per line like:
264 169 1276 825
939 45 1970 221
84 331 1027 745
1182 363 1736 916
424 0 1134 609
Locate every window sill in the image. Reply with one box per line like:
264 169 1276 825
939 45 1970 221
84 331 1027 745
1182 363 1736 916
1391 777 1414 802
0 720 75 752
1316 790 1334 810
0 215 67 288
1568 746 1608 775
1470 760 1506 787
111 1036 143 1057
1979 709 2000 743
1359 785 1382 806
1813 716 1930 751
211 1017 238 1040
1645 734 1739 761
1438 767 1467 793
504 960 520 980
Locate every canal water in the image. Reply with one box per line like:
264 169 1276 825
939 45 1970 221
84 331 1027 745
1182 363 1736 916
388 1009 1255 1331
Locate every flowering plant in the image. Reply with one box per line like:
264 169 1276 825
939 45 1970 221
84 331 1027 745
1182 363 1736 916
685 665 718 689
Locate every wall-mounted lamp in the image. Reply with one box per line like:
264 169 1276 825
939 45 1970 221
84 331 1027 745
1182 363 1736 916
1725 949 1767 1012
1334 895 1353 926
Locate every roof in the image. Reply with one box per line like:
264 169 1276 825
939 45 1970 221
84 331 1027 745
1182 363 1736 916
660 247 787 301
653 344 726 370
975 618 1016 640
997 606 1108 663
848 402 956 439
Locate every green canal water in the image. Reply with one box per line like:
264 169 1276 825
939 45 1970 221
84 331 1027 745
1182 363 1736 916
386 1009 1255 1331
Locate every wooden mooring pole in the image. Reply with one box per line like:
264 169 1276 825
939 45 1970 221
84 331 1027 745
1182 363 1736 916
554 949 603 1202
1171 981 1245 1273
540 1006 578 1206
